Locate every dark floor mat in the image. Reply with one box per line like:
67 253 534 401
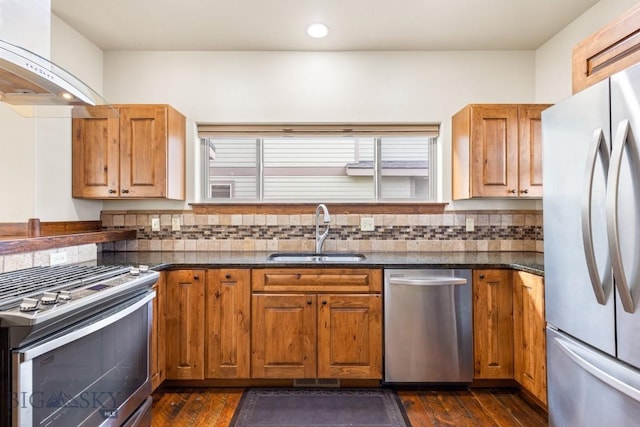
229 388 411 427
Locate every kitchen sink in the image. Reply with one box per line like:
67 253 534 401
266 253 366 263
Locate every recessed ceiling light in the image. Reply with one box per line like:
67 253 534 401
307 23 329 39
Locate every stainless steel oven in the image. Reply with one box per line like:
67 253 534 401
0 264 158 427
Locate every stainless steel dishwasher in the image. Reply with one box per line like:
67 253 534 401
384 268 473 383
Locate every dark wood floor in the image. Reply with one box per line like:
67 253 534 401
151 387 548 427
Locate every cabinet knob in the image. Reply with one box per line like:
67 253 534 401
508 189 517 194
193 275 200 280
225 274 231 279
479 274 485 279
520 189 529 194
306 300 312 305
108 189 116 194
215 291 221 298
121 189 130 194
322 300 327 305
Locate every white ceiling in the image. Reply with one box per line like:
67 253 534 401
51 0 600 51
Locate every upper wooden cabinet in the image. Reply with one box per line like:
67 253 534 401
572 3 640 94
72 104 185 200
452 104 550 200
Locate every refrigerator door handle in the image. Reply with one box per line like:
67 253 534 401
581 127 612 304
607 119 636 313
554 333 640 402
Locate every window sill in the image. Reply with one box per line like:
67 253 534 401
189 202 447 215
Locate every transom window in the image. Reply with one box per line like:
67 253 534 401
199 124 439 203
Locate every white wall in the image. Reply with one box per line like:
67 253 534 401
1 0 629 222
101 50 539 211
535 0 638 103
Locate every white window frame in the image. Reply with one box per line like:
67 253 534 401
199 124 439 203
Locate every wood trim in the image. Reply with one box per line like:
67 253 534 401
0 219 102 238
197 123 440 137
0 230 136 255
189 202 448 215
572 3 640 93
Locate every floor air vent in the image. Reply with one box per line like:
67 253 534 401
293 378 340 388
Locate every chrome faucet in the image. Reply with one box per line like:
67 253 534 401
315 203 331 253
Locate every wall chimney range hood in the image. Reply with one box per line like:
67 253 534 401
0 39 107 107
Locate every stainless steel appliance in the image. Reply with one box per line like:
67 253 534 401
543 60 640 426
383 269 473 383
0 264 158 427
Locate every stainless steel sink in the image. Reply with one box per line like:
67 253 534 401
266 253 366 262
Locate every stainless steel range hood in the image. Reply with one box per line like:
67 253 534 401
0 39 107 107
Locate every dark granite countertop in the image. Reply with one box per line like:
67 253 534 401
97 251 544 276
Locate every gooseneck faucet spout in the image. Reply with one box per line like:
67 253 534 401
315 204 331 253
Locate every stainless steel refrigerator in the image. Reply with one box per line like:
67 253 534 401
543 61 640 426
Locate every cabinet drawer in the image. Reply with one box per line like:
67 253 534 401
251 268 382 293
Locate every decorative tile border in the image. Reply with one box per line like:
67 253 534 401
100 210 543 253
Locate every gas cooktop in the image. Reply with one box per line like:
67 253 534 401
0 264 158 327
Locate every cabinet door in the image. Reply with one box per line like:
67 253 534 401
251 294 316 378
470 106 519 197
118 106 168 198
473 270 514 379
150 272 166 391
205 269 251 379
165 270 205 380
513 271 547 404
518 106 549 198
317 294 382 379
71 106 120 198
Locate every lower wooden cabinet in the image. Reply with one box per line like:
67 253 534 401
164 269 251 381
473 269 547 405
165 270 206 380
251 294 317 378
251 293 382 379
317 294 382 379
473 269 514 379
205 269 251 379
251 268 383 380
513 271 547 405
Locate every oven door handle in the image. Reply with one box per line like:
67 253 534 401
17 290 155 362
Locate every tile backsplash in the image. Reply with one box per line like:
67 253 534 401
100 210 543 253
0 244 98 273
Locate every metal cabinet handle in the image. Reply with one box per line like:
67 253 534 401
520 189 529 194
582 128 612 305
508 189 517 194
108 189 116 194
214 291 221 299
607 119 636 313
389 276 467 286
121 189 129 194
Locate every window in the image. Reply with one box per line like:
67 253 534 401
200 124 438 203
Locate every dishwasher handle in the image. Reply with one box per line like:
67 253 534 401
388 276 467 286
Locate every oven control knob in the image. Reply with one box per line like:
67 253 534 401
40 292 59 305
58 291 72 301
19 297 40 312
129 267 140 276
139 265 149 273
